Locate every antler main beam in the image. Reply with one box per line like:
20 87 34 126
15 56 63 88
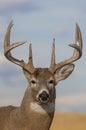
4 21 35 74
50 24 83 73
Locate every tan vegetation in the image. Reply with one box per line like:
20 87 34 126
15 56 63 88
51 112 86 130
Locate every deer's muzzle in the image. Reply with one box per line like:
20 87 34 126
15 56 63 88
38 91 49 104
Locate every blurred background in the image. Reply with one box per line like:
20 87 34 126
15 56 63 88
0 0 86 115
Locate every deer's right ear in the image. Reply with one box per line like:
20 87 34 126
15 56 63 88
23 69 31 80
54 64 75 84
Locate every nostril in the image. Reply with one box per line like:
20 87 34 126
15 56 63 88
39 91 49 102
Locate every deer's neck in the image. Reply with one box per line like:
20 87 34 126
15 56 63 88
20 88 55 130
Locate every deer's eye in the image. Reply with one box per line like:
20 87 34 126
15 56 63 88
49 80 54 84
31 80 36 84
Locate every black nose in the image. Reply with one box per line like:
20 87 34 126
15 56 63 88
39 91 49 102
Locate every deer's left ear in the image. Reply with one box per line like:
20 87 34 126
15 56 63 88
54 64 75 83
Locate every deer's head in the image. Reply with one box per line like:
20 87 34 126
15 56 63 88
4 21 82 104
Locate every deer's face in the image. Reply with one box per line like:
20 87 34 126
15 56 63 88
23 68 56 104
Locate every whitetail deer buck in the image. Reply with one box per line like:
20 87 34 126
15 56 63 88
0 21 82 130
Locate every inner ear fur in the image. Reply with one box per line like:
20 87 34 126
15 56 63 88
54 64 75 83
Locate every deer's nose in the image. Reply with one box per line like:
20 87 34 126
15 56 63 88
39 91 49 103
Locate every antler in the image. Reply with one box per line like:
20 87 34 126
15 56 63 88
4 21 35 74
50 23 83 73
50 38 55 70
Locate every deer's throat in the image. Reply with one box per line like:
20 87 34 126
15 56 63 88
30 102 55 114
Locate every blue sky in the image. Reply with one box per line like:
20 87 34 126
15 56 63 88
0 0 86 113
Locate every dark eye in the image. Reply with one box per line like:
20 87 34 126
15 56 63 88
31 80 36 84
49 80 54 84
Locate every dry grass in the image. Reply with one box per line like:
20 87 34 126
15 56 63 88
50 112 86 130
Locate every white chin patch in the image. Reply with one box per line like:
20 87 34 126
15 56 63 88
30 102 55 114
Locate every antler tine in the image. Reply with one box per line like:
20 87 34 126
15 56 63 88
69 23 82 59
4 21 27 67
52 24 83 73
28 44 34 67
50 38 55 71
22 43 35 73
